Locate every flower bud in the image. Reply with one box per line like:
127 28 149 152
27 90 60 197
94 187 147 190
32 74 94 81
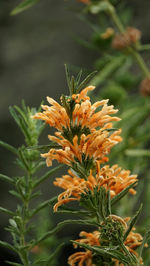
100 215 126 245
112 33 130 50
127 27 141 43
112 27 141 50
101 27 114 40
140 77 150 96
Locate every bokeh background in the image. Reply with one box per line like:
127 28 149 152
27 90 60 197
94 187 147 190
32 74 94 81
0 0 150 265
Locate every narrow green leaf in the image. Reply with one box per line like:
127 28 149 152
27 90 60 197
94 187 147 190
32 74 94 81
30 191 42 200
0 141 18 155
6 262 22 266
0 240 17 252
72 242 129 263
18 149 30 171
19 118 31 142
0 207 14 216
33 219 98 246
38 122 46 136
15 158 26 171
32 259 47 265
9 190 22 200
33 165 63 188
0 174 14 184
14 105 28 125
76 71 97 93
9 107 31 142
106 190 111 216
11 0 40 15
106 128 118 132
65 64 71 95
61 95 70 117
32 160 46 173
45 242 64 266
120 242 137 264
124 204 143 240
125 149 150 157
9 106 20 127
139 227 150 257
111 181 137 206
30 197 57 217
71 75 75 94
27 143 60 151
89 56 125 86
99 188 106 219
139 44 150 51
76 69 82 86
57 206 90 216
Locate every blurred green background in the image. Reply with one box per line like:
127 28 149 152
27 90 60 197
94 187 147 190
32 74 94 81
0 0 150 265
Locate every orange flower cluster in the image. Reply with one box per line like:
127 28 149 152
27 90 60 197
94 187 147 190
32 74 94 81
33 83 142 264
41 128 121 167
33 86 122 168
68 231 100 266
68 221 145 266
53 164 137 211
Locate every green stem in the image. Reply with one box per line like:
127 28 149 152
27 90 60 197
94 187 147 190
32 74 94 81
121 243 138 265
139 44 150 51
96 211 101 224
109 8 125 34
131 49 150 77
107 1 150 77
19 170 33 266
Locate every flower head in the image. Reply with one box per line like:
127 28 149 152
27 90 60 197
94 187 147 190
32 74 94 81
33 86 122 170
53 164 137 211
41 127 121 168
68 219 146 266
33 86 120 132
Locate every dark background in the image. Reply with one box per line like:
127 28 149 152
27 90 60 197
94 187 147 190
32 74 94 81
0 0 150 265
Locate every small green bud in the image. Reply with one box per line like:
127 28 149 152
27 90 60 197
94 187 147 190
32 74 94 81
100 215 126 245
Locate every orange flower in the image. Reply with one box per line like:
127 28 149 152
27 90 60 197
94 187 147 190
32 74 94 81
53 164 137 211
125 229 143 261
33 96 70 131
68 222 146 266
68 231 100 266
41 127 122 167
33 86 121 169
33 86 120 132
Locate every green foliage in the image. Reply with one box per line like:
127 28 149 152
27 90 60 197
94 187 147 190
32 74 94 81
90 56 126 86
0 102 63 266
139 227 150 258
100 216 124 245
123 204 143 240
3 0 150 264
11 0 40 15
111 182 137 207
65 64 97 95
72 241 136 265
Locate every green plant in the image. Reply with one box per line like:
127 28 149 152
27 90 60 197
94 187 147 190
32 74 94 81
0 102 63 265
